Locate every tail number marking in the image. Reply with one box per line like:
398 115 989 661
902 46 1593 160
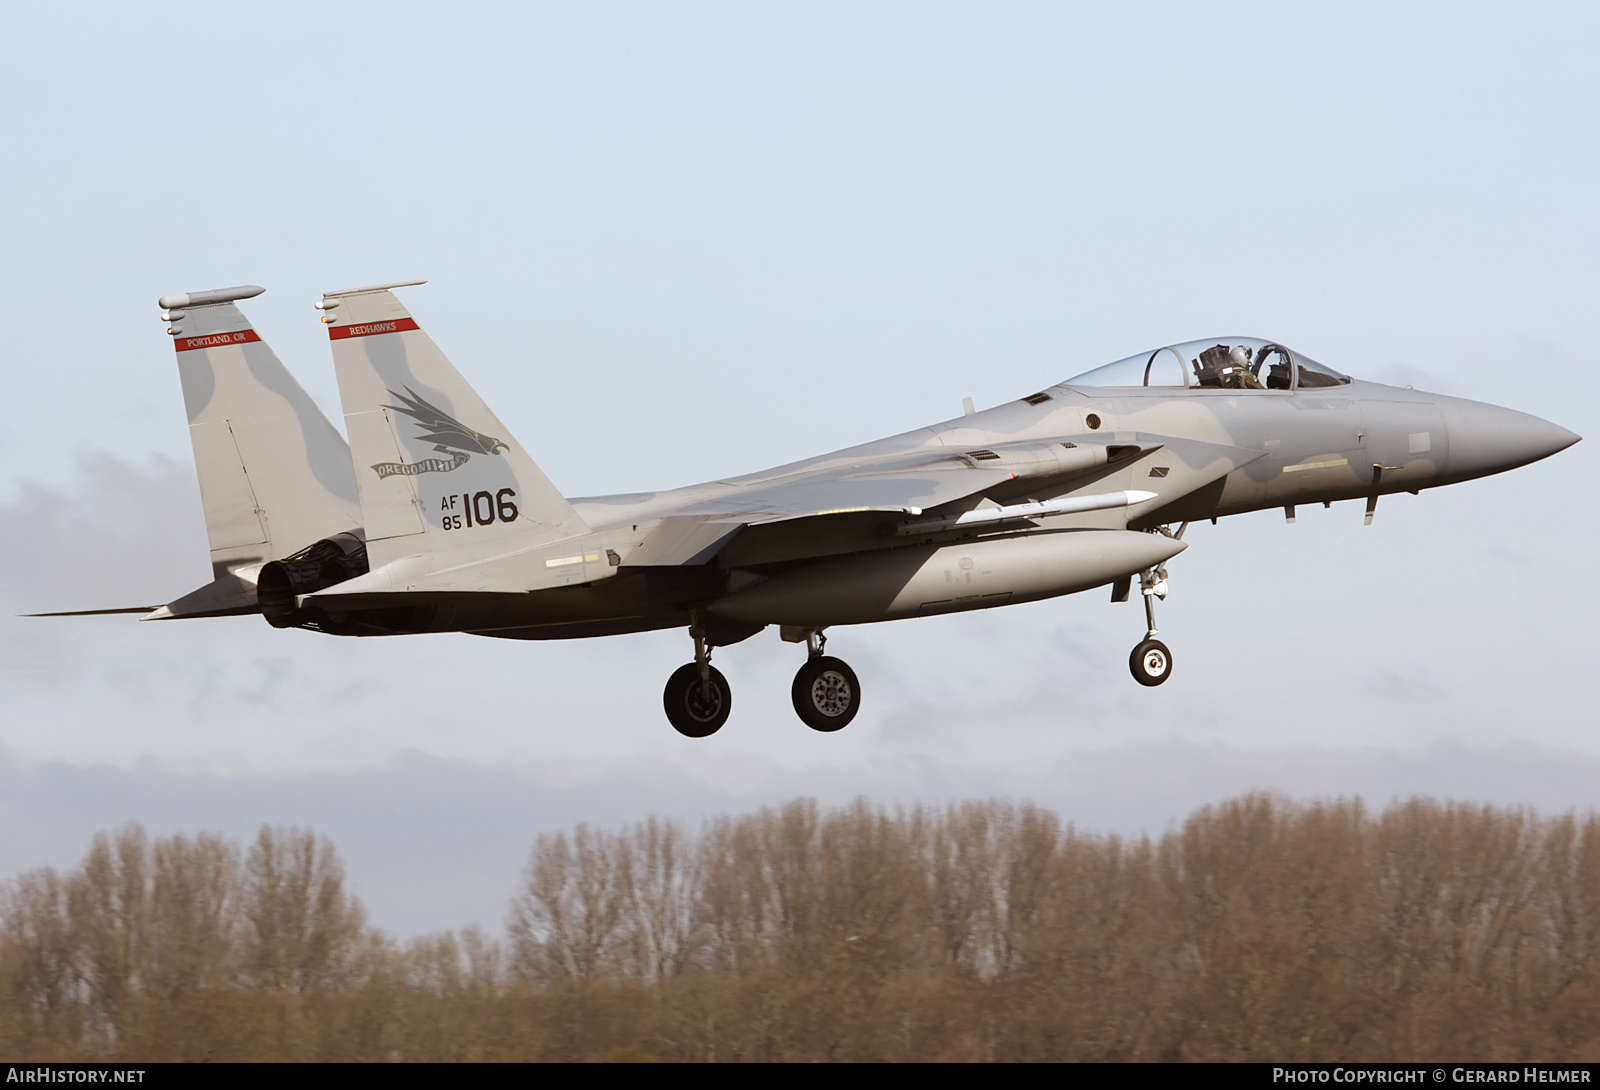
439 489 519 530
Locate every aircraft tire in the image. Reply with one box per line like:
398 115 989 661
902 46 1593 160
1129 639 1173 687
664 663 731 737
792 656 860 732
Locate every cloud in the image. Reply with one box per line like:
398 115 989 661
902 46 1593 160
1363 670 1444 703
0 454 206 612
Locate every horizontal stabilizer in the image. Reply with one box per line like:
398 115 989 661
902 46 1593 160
23 606 160 616
28 565 266 622
150 568 263 619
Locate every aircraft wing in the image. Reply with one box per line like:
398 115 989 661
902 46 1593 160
613 459 1021 567
618 437 1156 567
666 432 1250 528
625 433 1263 566
670 463 1022 524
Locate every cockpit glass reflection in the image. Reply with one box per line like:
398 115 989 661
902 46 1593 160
1291 352 1352 388
1064 338 1351 390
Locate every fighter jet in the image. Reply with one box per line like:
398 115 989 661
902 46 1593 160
39 282 1580 738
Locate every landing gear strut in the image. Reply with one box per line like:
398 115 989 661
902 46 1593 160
789 628 861 732
1128 562 1173 687
664 615 731 737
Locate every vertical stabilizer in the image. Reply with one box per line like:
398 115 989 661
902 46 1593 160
161 286 362 580
319 282 589 569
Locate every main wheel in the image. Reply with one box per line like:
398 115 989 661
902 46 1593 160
1129 639 1172 687
791 656 860 732
664 663 731 737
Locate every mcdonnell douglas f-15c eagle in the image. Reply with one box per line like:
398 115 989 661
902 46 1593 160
40 282 1580 737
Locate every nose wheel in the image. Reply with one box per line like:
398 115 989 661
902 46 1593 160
1127 562 1174 687
664 616 732 737
1129 639 1172 686
789 629 861 732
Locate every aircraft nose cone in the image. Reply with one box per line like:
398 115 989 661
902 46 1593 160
1434 394 1580 484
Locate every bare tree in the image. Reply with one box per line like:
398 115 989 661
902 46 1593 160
989 802 1059 975
145 833 239 1001
760 799 822 959
240 827 365 993
68 825 149 1035
697 814 770 975
0 867 80 1037
922 802 999 971
9 794 1600 1061
509 824 632 982
624 817 703 979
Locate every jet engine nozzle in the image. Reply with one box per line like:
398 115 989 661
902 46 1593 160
257 532 369 632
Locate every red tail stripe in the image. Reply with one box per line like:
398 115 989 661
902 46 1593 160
173 329 262 353
327 317 421 340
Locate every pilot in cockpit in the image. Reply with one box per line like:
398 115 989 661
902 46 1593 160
1193 344 1266 390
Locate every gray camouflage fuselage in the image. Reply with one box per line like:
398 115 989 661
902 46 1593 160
84 288 1574 668
297 366 1575 645
39 290 1570 735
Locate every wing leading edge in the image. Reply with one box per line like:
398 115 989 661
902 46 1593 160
627 433 1264 569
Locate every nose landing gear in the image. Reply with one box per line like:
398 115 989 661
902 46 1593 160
1128 562 1173 687
1130 637 1172 686
790 629 861 732
664 616 731 737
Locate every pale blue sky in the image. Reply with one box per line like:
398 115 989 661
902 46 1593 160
1 3 1595 932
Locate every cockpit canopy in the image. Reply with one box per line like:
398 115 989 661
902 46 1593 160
1065 338 1352 390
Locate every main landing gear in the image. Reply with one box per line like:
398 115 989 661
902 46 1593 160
790 629 860 733
663 617 731 737
663 621 861 737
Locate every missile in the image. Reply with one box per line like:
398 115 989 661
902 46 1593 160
895 489 1160 536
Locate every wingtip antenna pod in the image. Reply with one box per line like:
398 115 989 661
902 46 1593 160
315 281 427 324
157 285 266 310
321 279 427 299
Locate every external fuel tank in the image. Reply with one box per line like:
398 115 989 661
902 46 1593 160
709 529 1186 627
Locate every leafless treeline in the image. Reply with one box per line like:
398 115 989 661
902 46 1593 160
5 794 1600 1061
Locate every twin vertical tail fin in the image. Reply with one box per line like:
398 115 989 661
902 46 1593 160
156 286 363 616
75 281 578 622
319 281 589 570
